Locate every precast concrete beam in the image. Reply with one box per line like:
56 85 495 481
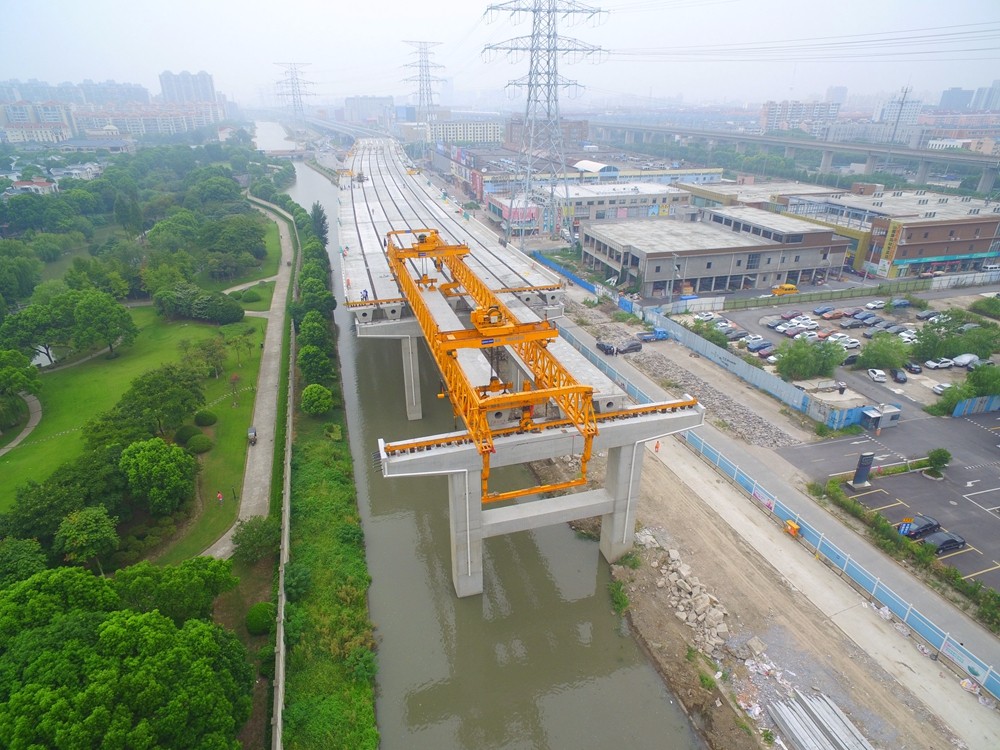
482 489 615 538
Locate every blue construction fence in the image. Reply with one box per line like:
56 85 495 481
953 395 1000 417
682 428 1000 702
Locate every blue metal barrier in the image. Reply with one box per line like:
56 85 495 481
679 429 999 701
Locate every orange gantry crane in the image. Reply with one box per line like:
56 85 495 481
383 228 597 503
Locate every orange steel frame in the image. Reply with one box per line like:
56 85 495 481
383 228 603 503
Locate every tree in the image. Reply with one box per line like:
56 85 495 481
297 311 331 350
969 364 1000 396
122 363 206 436
119 438 198 515
194 335 229 378
775 339 842 381
54 506 119 576
112 557 238 625
0 538 47 588
297 344 333 384
0 349 41 397
301 383 334 415
73 289 138 356
927 448 952 473
855 333 910 371
231 515 281 564
310 201 329 246
689 320 728 348
0 568 252 750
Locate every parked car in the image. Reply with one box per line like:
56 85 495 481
924 358 954 369
854 310 876 320
813 304 836 315
597 340 642 355
889 368 908 383
868 368 887 382
968 359 995 371
900 514 940 539
726 329 749 341
841 308 864 316
795 331 820 342
747 339 773 352
841 353 859 366
865 317 887 327
865 299 887 309
840 319 866 329
757 346 776 359
840 338 861 349
952 353 979 367
788 315 812 326
916 309 941 320
766 318 784 329
921 531 966 555
884 325 907 334
766 353 782 364
958 323 981 333
821 309 845 320
780 310 804 320
890 298 911 308
713 319 732 329
827 332 849 343
694 312 716 322
744 333 764 345
904 361 923 374
932 383 953 395
783 326 805 338
797 320 819 331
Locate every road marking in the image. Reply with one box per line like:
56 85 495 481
874 454 891 460
964 486 1000 498
938 546 978 561
966 480 981 487
872 499 907 512
962 560 1000 579
849 488 887 499
849 440 869 445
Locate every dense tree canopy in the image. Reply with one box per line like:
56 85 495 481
119 437 198 515
72 290 139 355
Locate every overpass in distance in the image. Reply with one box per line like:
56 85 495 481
591 121 1000 193
334 138 704 596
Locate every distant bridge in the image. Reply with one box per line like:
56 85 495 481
260 148 313 160
591 122 1000 193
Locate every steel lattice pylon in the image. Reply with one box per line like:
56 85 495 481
274 62 314 125
486 0 604 247
403 41 444 154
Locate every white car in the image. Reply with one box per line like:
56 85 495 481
827 332 849 343
694 312 716 322
795 331 819 341
713 319 732 329
775 322 793 333
797 320 819 330
840 338 861 349
865 300 887 309
924 358 954 369
788 316 812 326
932 383 953 395
744 333 764 345
868 368 887 383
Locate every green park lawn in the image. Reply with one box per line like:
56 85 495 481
200 222 282 292
236 280 275 312
0 308 267 531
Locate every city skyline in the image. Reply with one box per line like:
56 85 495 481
3 0 998 109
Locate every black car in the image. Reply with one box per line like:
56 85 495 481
922 531 967 555
839 319 865 329
841 353 859 366
916 309 941 320
889 368 907 383
766 318 783 329
597 340 642 355
904 361 923 374
901 514 940 540
726 329 749 341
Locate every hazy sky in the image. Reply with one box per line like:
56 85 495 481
4 0 999 109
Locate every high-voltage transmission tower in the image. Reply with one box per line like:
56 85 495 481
403 41 445 157
485 0 604 247
274 62 314 125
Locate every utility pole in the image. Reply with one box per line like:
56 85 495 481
274 63 314 129
403 41 444 161
881 85 911 175
485 0 605 250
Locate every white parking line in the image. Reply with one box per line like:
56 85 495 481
962 486 1000 513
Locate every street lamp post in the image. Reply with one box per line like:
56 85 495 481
667 253 680 308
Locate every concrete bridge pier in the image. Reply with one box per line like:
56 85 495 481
819 150 834 173
401 336 423 420
915 160 930 185
449 470 484 598
864 153 878 174
978 167 997 195
784 146 796 159
599 442 645 563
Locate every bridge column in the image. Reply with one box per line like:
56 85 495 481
734 142 746 155
401 336 422 421
977 167 998 194
449 470 484 597
819 150 834 173
599 442 644 563
915 160 930 185
864 153 878 174
784 146 796 159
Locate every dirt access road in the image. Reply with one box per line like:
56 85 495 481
548 298 1000 749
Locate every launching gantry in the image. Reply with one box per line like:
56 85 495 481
382 228 598 503
376 228 704 597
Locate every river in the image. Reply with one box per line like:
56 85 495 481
255 121 703 749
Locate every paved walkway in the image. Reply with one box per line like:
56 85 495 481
201 207 294 558
559 296 1000 749
0 394 42 458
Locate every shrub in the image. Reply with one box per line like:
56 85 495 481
608 580 629 615
345 646 378 683
228 290 244 300
186 434 214 454
284 562 312 602
618 551 641 569
232 515 281 564
257 644 275 678
173 425 202 445
246 601 276 636
698 672 716 691
241 288 261 303
927 448 951 473
194 410 217 426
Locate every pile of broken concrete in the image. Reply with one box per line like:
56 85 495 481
652 548 730 661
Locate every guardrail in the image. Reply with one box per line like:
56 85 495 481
681 428 1000 703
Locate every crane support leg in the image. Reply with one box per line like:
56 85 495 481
449 470 484 597
401 336 422 421
599 443 644 563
